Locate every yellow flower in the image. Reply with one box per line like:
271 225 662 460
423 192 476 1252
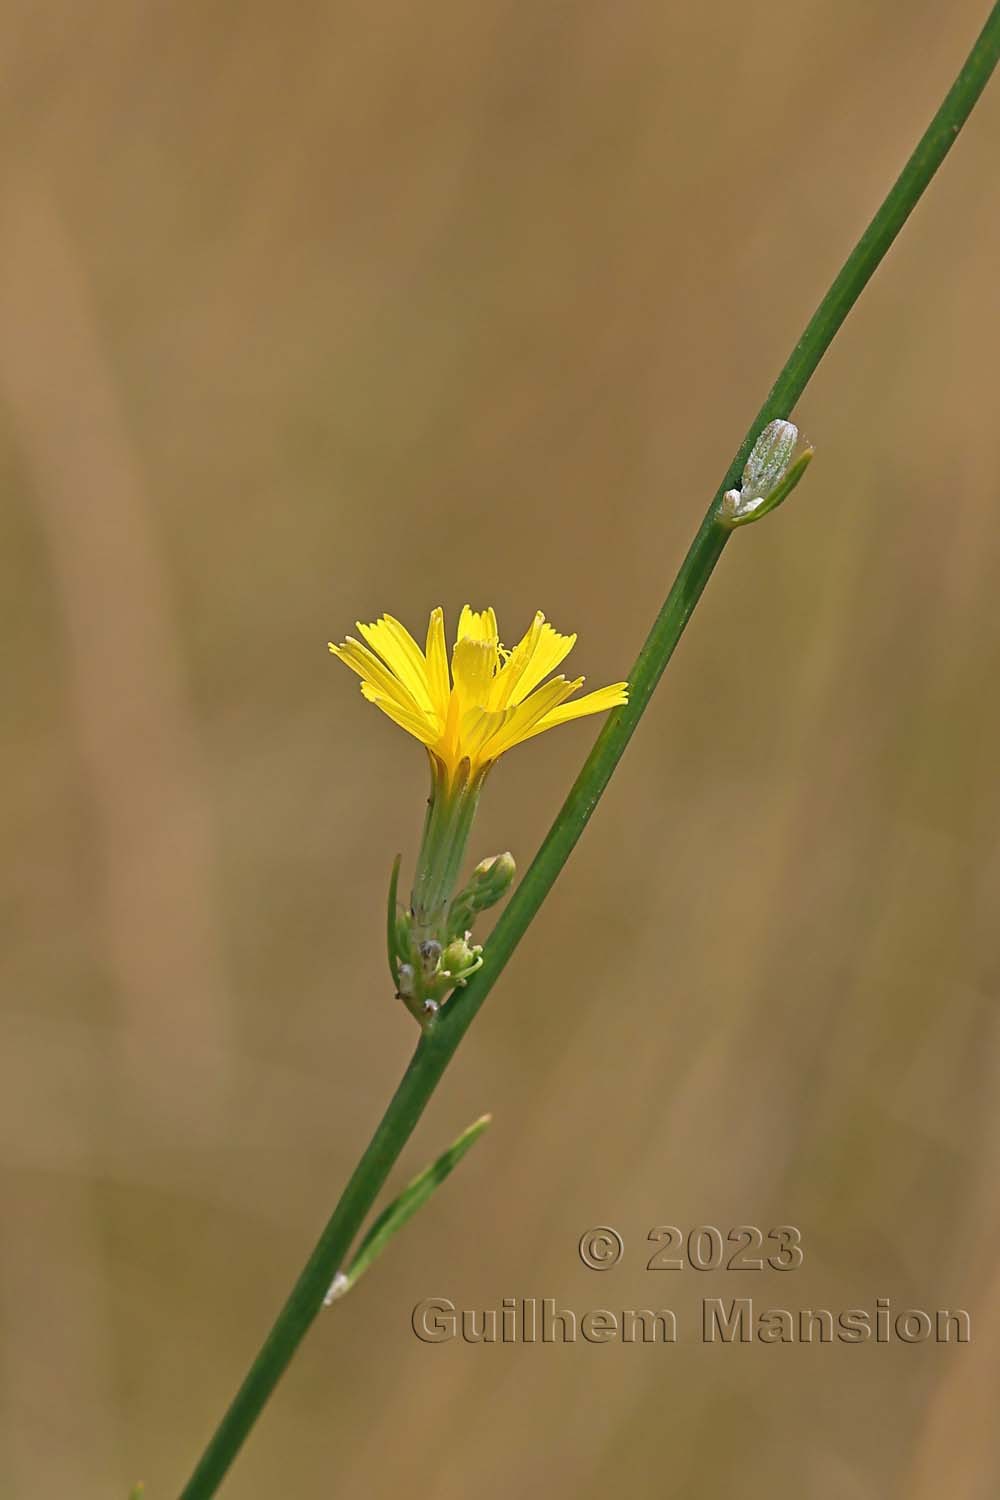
330 605 628 783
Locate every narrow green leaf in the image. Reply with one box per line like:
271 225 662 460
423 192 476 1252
386 853 402 987
325 1114 492 1303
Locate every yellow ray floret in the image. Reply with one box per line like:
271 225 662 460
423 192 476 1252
329 606 628 779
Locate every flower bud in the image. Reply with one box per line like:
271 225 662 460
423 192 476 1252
439 935 484 988
742 419 798 501
446 852 516 941
470 852 516 907
718 420 814 529
441 935 478 972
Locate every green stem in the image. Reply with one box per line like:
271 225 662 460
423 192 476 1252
178 10 1000 1497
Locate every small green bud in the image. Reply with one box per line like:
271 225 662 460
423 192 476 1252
471 852 516 906
441 935 478 971
447 851 516 939
440 936 471 970
439 935 483 986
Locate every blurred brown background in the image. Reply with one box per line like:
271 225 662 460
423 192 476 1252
2 1 999 1495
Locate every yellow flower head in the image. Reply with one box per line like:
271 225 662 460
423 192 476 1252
330 605 628 783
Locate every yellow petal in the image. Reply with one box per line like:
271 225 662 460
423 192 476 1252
361 685 439 745
505 620 577 705
457 703 513 762
488 611 544 710
484 674 583 759
457 605 498 643
521 681 629 741
452 635 499 708
330 637 424 713
357 615 435 715
424 607 450 722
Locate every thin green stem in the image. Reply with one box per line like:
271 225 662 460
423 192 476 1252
180 1029 455 1493
178 10 1000 1497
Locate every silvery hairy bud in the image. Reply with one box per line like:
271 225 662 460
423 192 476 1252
718 420 814 528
